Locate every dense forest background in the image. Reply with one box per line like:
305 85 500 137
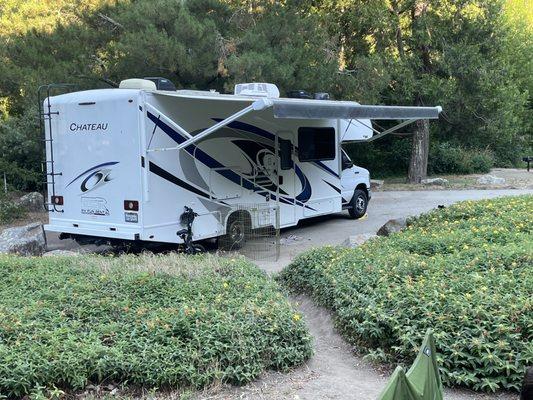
0 0 531 190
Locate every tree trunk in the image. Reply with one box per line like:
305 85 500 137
407 118 429 183
407 1 431 184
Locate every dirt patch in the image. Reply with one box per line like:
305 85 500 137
377 168 533 191
0 211 47 231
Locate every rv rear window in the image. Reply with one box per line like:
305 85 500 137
298 127 335 162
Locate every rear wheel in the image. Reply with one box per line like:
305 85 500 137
348 189 368 219
220 214 248 250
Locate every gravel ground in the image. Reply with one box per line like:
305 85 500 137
378 168 533 191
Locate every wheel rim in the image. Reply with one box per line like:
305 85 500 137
230 222 244 244
356 195 366 213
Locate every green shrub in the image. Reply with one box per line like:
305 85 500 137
0 192 27 224
279 195 532 392
0 254 312 397
428 142 495 175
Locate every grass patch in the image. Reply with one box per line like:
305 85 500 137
279 195 532 392
0 253 312 398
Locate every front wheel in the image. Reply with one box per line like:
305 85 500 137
348 189 368 219
183 241 206 255
191 243 206 254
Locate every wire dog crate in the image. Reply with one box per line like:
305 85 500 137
218 203 280 261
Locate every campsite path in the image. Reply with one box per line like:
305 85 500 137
197 295 516 400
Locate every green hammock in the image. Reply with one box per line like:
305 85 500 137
378 329 444 400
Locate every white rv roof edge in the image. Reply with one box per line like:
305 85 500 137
47 88 441 120
151 90 255 103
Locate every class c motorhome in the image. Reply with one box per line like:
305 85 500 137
41 80 441 249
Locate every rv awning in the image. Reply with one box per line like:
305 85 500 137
146 95 443 152
272 99 442 120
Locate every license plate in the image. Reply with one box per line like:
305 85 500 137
124 212 138 223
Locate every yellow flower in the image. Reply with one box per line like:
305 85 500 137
292 313 301 322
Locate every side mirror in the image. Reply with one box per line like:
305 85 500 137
342 158 353 170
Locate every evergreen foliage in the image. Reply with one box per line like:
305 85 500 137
0 0 531 188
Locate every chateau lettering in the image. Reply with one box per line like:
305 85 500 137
69 123 108 132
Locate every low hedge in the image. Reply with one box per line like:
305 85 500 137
0 254 312 398
279 195 532 392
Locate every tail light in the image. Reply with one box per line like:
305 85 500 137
51 195 64 205
124 200 139 211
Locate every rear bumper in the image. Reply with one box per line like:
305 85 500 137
45 223 139 241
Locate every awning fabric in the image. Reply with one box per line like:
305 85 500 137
272 100 441 120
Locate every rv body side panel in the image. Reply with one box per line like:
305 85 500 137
44 89 144 240
45 88 346 245
143 93 342 235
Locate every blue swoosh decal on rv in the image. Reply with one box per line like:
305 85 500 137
146 112 294 206
213 119 339 179
212 118 313 202
66 161 119 187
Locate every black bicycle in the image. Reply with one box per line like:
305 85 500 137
176 206 205 254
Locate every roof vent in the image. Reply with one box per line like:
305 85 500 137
143 77 176 91
119 79 157 90
234 83 280 98
287 90 312 99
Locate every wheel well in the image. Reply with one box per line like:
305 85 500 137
356 183 368 196
225 210 252 233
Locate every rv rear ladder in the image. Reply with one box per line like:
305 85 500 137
38 83 74 213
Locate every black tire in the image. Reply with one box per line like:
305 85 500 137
183 241 206 255
220 215 248 250
348 189 368 219
192 243 206 254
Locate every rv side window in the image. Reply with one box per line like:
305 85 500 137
298 127 335 162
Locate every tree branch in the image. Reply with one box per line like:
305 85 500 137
97 13 124 30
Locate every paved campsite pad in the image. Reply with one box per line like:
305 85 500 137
257 188 532 273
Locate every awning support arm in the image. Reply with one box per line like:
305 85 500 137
147 98 273 153
364 118 418 142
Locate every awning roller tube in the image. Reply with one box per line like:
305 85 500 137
272 100 442 120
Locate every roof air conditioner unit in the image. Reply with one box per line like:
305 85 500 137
234 83 280 98
119 79 157 90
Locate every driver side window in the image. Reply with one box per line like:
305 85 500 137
341 150 353 170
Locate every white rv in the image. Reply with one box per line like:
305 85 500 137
42 80 440 249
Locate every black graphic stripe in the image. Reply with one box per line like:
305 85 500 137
149 161 210 199
323 179 341 194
